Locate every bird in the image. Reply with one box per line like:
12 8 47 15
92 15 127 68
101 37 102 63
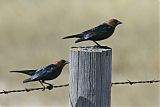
10 59 69 91
62 19 122 46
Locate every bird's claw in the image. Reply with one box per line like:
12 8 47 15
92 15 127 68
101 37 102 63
42 87 45 91
93 45 111 49
100 46 111 49
47 85 53 90
41 85 53 91
93 45 101 48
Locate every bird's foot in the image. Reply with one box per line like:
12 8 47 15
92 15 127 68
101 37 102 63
42 87 45 91
46 85 54 90
93 45 101 47
100 46 111 49
93 45 111 49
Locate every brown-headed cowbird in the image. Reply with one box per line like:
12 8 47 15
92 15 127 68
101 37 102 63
63 19 122 46
10 59 69 91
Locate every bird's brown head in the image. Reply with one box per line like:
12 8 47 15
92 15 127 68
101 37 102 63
54 59 69 67
105 19 122 27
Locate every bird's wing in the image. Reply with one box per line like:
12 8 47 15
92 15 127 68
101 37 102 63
31 64 57 80
82 24 112 39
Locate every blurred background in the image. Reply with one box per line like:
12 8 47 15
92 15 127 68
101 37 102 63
0 0 158 107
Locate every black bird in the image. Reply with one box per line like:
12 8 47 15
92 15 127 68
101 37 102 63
63 19 122 46
10 59 69 91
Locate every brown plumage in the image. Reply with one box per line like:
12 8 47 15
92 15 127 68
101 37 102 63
10 59 69 91
63 19 122 46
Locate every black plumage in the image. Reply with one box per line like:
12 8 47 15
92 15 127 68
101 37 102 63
63 19 122 46
10 59 69 91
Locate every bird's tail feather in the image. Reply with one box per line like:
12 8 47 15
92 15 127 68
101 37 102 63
62 34 82 39
75 38 85 43
23 78 32 83
10 70 36 76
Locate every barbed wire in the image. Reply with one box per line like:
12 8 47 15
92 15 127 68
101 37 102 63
0 83 69 95
0 79 160 94
111 79 160 85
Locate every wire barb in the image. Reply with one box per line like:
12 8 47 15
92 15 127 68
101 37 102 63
0 80 160 94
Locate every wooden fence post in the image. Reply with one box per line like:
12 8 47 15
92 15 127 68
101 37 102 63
69 46 112 107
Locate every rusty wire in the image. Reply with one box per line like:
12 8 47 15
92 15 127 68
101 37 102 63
0 79 160 94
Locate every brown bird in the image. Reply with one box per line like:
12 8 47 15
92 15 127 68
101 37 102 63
62 19 122 46
10 59 69 91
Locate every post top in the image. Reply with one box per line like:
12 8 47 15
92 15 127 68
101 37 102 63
71 46 112 52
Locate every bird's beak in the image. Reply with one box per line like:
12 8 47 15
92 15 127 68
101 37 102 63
117 21 122 25
65 61 69 64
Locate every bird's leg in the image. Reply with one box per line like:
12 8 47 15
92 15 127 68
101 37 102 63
42 81 53 86
39 80 45 91
93 41 102 47
42 81 53 90
93 41 111 49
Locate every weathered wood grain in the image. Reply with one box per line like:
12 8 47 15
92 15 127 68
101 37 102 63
69 46 112 107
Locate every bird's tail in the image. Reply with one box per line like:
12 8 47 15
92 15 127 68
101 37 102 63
62 34 82 39
10 70 36 76
23 78 32 83
75 38 85 43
